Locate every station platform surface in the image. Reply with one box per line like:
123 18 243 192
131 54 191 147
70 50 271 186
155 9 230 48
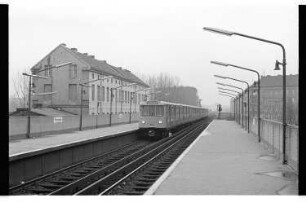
146 120 298 195
9 123 139 157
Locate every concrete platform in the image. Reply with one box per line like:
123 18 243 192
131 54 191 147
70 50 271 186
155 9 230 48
9 123 138 158
146 120 298 195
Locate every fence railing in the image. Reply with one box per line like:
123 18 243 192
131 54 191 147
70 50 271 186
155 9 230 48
239 116 298 173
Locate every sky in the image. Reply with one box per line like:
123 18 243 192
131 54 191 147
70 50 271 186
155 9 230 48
7 0 301 108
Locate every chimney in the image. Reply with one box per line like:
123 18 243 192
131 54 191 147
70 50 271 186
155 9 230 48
118 67 122 70
60 43 66 47
83 53 88 56
89 55 95 59
71 48 78 52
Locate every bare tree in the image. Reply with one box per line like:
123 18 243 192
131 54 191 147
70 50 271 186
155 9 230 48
10 70 30 109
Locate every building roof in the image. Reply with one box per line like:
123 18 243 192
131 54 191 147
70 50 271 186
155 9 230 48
260 74 298 88
249 74 298 90
31 44 149 88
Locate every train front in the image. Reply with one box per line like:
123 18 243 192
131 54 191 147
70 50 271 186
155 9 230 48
138 101 167 139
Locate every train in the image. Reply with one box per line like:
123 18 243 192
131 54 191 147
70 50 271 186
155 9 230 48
138 100 209 139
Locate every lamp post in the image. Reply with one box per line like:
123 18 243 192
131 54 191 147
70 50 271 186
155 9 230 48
204 27 286 163
218 93 236 119
78 75 113 131
129 88 151 123
22 62 72 138
217 82 244 126
22 73 48 138
215 75 250 133
110 83 136 126
213 61 260 142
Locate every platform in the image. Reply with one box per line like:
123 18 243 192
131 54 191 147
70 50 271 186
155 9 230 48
146 120 298 195
9 123 139 157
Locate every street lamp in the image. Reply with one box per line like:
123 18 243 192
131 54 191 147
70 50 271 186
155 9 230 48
217 82 244 126
22 73 48 138
129 88 151 123
215 75 250 133
218 90 237 97
217 87 240 94
110 83 136 126
78 75 113 131
213 61 260 141
219 93 236 119
204 27 287 164
22 62 73 138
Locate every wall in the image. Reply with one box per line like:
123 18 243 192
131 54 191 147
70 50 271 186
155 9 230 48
249 118 298 173
9 113 140 140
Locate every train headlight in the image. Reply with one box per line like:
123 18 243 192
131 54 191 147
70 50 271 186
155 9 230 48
142 120 146 124
158 120 163 124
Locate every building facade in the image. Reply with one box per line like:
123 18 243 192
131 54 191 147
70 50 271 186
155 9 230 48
30 43 150 115
234 74 298 125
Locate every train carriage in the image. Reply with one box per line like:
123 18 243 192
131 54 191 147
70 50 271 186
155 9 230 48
138 100 208 139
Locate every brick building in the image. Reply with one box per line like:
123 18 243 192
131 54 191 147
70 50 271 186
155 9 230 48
30 43 149 115
244 74 298 125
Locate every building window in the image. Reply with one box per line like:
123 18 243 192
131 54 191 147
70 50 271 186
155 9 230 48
102 86 105 101
97 85 101 101
44 65 52 77
69 64 77 79
111 78 113 83
92 73 94 79
44 84 52 100
92 85 95 101
107 87 109 102
69 84 77 101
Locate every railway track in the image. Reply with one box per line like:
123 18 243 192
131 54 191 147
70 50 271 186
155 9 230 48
10 118 211 195
92 118 211 195
10 139 150 195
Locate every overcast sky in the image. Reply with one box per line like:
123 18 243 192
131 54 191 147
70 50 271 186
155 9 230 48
8 0 300 108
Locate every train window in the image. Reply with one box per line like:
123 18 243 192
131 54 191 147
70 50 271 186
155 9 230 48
156 106 164 116
141 105 155 116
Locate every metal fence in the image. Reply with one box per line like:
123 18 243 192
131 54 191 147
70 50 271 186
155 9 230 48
243 116 298 173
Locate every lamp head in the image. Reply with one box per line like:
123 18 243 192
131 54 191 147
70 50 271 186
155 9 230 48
211 61 229 67
274 60 281 70
214 75 226 79
203 27 234 36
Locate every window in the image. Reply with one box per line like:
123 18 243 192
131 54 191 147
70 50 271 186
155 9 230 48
141 105 155 116
44 65 52 77
107 87 109 102
102 86 105 101
97 85 101 101
69 64 77 79
44 84 52 100
123 91 126 103
92 73 94 79
69 84 77 101
92 85 95 101
156 106 164 116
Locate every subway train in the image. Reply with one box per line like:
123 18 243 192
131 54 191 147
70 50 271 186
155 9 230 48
138 100 208 139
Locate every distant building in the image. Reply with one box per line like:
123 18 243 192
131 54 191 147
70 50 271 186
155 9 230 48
245 74 298 125
30 43 149 115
